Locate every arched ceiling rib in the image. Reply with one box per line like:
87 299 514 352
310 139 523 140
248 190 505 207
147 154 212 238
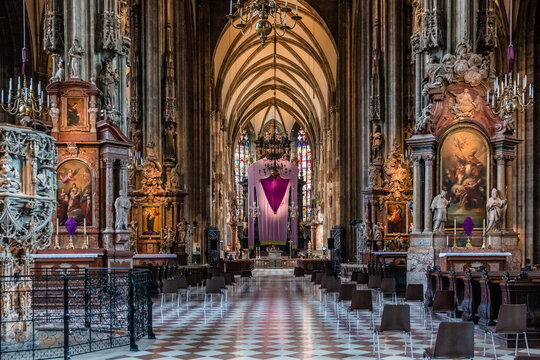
213 0 337 144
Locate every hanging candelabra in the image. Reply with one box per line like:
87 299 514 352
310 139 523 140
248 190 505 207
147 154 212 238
486 0 533 117
0 0 48 124
487 73 533 115
227 0 302 47
254 34 292 177
1 76 48 123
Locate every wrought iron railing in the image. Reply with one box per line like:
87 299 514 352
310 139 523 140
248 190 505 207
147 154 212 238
0 268 154 360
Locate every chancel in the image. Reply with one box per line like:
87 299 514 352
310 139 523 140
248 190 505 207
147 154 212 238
0 0 540 359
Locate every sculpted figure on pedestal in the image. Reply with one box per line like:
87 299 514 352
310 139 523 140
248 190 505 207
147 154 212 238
68 38 85 79
99 57 119 111
49 57 64 83
114 190 131 230
370 124 384 163
176 221 187 245
373 222 383 249
431 190 450 233
486 188 507 233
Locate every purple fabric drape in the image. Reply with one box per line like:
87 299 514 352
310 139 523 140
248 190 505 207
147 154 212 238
261 176 289 213
247 159 299 249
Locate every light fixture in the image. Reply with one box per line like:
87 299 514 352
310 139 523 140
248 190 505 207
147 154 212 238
486 0 533 117
227 0 302 47
254 35 292 177
0 0 48 125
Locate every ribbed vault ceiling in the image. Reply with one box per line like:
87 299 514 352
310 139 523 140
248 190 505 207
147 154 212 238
213 1 337 144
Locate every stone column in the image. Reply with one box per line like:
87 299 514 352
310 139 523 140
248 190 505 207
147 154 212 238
119 160 128 196
505 157 513 231
104 158 115 233
424 155 434 232
496 155 506 196
412 155 423 233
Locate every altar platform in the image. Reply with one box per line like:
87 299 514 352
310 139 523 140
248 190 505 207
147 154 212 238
438 251 512 272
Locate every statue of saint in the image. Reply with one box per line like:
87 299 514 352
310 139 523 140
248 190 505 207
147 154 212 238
50 56 64 83
176 220 187 245
370 124 384 163
68 38 85 79
431 190 450 233
99 57 119 111
486 188 507 233
114 190 131 230
373 222 383 249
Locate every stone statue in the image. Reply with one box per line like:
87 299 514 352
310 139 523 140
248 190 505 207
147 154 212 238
162 122 177 161
414 103 433 134
431 190 450 233
486 188 507 233
99 57 119 111
159 227 174 254
176 220 187 245
0 153 21 193
68 38 85 79
370 124 383 163
49 57 64 83
169 163 181 189
373 222 383 249
114 190 131 230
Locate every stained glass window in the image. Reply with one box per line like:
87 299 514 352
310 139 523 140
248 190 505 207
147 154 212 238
235 130 250 218
297 129 312 222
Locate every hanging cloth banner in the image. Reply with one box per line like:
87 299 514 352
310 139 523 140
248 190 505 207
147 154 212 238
261 176 289 213
247 158 298 249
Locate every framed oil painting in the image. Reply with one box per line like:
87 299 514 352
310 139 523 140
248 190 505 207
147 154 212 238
385 201 408 236
57 160 93 226
440 128 489 229
62 97 87 130
141 205 162 237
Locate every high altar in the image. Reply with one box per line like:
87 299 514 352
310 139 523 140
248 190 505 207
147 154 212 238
247 158 299 250
406 42 522 285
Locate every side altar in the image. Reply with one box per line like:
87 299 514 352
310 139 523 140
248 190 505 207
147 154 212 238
406 42 522 286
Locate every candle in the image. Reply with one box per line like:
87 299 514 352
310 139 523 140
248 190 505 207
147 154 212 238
9 78 12 92
84 218 86 236
296 0 298 14
17 76 20 89
1 90 3 104
86 235 89 247
38 81 41 94
446 236 449 247
57 218 59 234
483 219 485 235
229 0 232 14
454 219 457 235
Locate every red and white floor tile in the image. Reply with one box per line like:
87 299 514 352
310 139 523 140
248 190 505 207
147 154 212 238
80 269 540 359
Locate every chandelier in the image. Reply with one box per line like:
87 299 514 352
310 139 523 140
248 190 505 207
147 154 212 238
227 0 302 47
254 36 291 177
486 0 533 117
0 0 48 125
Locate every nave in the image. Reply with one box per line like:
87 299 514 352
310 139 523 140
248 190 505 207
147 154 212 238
83 269 540 360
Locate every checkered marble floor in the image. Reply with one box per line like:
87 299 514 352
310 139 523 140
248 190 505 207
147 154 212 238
78 269 540 359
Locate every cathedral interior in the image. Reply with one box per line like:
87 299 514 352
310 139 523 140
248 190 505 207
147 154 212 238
0 0 540 359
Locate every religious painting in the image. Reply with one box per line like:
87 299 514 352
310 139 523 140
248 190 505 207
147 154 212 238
64 97 87 128
57 160 93 226
141 205 162 237
440 128 489 228
385 202 408 236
